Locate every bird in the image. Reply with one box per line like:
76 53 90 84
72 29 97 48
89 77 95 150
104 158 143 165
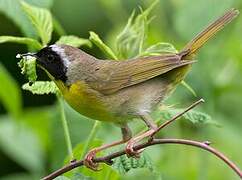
18 9 239 170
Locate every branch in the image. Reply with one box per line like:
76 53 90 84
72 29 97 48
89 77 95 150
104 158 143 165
42 138 242 180
42 99 242 179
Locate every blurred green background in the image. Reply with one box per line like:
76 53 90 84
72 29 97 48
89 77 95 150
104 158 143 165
0 0 242 179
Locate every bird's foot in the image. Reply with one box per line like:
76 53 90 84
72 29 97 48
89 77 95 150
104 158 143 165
125 140 144 158
83 149 100 171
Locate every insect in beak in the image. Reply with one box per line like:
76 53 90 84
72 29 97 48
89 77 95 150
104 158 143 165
16 52 37 59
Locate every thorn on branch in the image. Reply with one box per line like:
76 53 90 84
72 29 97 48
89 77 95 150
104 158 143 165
104 159 114 165
203 141 211 146
70 159 77 163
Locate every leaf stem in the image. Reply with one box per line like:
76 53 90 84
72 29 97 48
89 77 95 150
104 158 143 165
58 97 73 160
89 31 118 60
151 98 204 137
53 16 66 36
181 81 197 97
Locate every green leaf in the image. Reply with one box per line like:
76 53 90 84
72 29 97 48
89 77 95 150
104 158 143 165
0 0 53 37
116 0 159 59
22 81 59 95
0 36 42 50
18 57 37 83
159 108 219 126
183 110 211 124
89 31 118 60
141 42 178 56
56 35 92 48
0 64 22 118
0 118 44 173
80 163 119 180
113 152 154 174
181 81 197 97
21 1 53 45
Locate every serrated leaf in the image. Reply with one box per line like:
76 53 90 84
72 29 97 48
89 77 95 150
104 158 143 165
0 0 53 37
141 42 178 56
0 36 42 50
18 57 37 83
21 1 53 45
116 0 159 59
89 31 118 60
113 152 154 174
159 108 219 126
0 64 22 118
56 35 92 48
22 81 58 95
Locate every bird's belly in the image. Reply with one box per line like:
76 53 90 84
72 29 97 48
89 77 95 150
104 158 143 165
56 81 117 122
106 77 174 118
55 74 180 125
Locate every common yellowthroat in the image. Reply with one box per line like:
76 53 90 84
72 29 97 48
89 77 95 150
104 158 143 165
19 9 239 169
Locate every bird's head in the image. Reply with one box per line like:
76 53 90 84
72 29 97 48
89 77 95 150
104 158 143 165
18 44 97 85
18 44 78 82
35 45 71 82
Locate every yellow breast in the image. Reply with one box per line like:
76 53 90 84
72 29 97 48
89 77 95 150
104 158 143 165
55 80 115 122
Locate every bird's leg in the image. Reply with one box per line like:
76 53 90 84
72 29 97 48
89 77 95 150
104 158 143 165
84 124 132 170
141 114 158 130
125 114 157 157
125 99 205 157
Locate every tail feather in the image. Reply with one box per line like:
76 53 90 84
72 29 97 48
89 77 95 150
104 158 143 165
181 8 239 57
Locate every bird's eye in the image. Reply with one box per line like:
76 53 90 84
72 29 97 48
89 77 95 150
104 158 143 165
47 54 55 62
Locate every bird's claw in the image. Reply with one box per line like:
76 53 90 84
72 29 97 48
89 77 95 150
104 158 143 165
83 149 100 171
125 141 144 158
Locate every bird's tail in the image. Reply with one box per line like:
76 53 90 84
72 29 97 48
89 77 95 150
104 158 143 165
181 8 239 57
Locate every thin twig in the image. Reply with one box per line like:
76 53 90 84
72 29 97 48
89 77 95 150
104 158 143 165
42 138 242 180
151 98 204 137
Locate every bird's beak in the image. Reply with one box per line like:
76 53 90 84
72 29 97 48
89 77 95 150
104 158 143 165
16 52 37 59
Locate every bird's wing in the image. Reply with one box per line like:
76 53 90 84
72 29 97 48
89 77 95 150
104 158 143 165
87 54 194 94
